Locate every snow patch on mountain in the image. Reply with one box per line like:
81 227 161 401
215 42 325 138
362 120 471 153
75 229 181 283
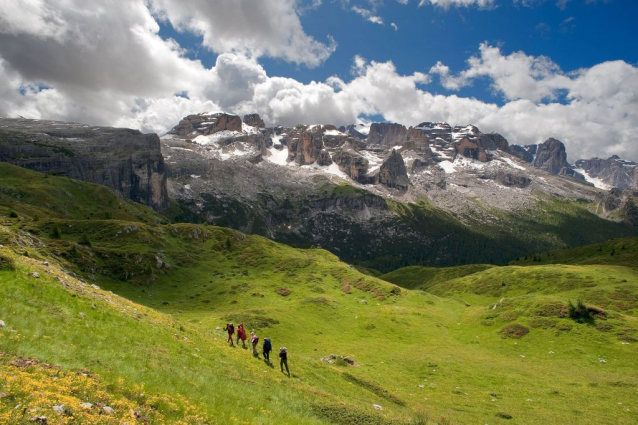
573 168 612 190
193 131 243 145
500 157 526 171
267 144 289 166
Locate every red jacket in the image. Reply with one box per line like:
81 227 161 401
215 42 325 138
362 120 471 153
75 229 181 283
237 326 247 341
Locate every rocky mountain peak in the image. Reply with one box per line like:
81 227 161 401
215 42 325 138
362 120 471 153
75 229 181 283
168 112 243 138
533 138 571 175
574 155 638 190
243 113 265 128
367 123 409 146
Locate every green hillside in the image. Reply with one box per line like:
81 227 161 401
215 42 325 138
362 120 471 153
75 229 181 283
1 166 637 424
380 264 496 291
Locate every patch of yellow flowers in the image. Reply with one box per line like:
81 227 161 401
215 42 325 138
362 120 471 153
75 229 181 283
0 360 209 424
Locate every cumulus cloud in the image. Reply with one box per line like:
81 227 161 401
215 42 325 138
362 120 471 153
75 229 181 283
0 2 636 162
148 0 335 67
430 43 572 102
429 44 638 160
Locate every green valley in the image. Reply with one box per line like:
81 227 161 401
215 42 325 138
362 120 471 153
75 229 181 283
1 163 637 424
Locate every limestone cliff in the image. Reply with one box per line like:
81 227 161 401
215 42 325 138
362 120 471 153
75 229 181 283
0 118 168 211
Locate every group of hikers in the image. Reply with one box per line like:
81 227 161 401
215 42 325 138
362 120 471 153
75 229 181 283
223 323 290 376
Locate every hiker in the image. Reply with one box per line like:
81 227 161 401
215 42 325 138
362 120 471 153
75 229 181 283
279 347 290 376
223 323 235 346
250 331 259 356
236 323 247 348
263 338 272 362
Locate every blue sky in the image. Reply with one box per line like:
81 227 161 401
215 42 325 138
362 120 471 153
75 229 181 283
1 0 637 160
160 0 637 107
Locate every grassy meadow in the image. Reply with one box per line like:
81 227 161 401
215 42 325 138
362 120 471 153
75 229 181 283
0 163 637 424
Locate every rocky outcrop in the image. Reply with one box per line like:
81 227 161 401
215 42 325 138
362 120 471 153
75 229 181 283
479 133 509 151
332 148 370 182
367 123 409 146
496 171 531 188
168 112 242 138
533 138 569 175
509 144 536 163
574 156 638 190
454 137 488 162
376 151 409 190
402 128 433 157
0 118 168 210
287 126 324 165
317 150 333 166
243 114 265 128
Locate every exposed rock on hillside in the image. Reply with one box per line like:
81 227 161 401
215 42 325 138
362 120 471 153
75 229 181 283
168 112 243 137
0 118 168 210
332 147 370 182
375 151 409 191
533 138 569 175
367 123 409 146
575 156 638 190
243 113 265 128
454 137 488 162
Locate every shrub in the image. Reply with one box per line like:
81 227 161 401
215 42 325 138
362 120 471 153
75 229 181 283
51 226 62 239
496 412 513 420
568 299 593 323
0 253 15 270
275 288 291 296
78 233 91 247
9 211 18 218
499 323 530 339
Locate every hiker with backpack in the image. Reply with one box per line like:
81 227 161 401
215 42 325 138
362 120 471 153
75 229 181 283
223 323 235 346
263 338 272 362
279 347 290 376
236 323 247 348
250 331 259 357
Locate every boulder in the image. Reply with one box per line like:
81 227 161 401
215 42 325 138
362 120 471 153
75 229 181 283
496 172 531 188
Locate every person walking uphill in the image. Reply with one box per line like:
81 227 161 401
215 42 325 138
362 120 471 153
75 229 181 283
224 323 235 346
236 323 247 348
279 347 290 376
263 338 272 362
250 331 259 357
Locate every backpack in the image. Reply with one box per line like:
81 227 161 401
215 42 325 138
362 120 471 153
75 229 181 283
263 338 272 351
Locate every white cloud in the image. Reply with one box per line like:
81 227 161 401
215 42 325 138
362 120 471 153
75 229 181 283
428 44 638 160
149 0 335 67
351 6 384 25
391 22 399 31
419 0 496 8
430 43 572 102
0 3 636 162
